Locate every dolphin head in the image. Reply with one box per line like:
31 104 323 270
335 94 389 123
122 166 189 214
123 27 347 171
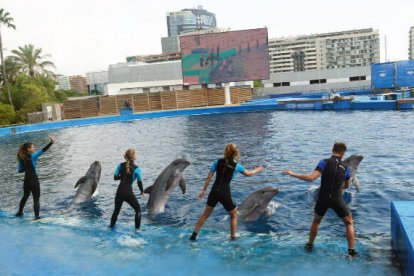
238 186 279 221
86 161 101 181
254 186 280 206
171 158 190 172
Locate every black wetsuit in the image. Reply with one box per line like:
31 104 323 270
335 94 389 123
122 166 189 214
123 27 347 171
207 158 238 211
314 155 351 218
17 142 53 218
110 162 144 229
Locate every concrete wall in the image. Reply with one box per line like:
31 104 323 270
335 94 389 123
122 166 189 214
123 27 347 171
258 66 371 96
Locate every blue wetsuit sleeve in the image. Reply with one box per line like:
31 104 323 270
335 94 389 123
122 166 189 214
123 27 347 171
235 164 245 174
210 160 218 173
114 164 121 180
31 142 53 160
315 160 326 172
345 167 351 180
134 167 142 182
31 150 44 160
18 161 24 173
231 163 246 180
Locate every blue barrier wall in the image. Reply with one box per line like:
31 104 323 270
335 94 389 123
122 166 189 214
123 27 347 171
372 62 396 89
391 201 414 276
396 60 414 88
0 105 280 137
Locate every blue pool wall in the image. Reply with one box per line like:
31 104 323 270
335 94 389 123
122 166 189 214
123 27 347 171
0 105 278 137
391 201 414 276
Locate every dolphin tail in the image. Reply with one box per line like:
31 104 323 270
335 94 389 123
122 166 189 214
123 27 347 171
144 185 153 194
352 177 361 193
74 176 87 189
179 178 186 194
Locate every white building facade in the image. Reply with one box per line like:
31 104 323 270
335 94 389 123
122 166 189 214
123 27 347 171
56 75 70 90
86 71 109 95
268 28 380 73
410 26 414 60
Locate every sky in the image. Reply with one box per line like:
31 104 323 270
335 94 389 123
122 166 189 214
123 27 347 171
2 0 413 76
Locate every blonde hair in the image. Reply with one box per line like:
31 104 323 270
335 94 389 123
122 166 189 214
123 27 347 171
124 149 136 173
223 143 239 161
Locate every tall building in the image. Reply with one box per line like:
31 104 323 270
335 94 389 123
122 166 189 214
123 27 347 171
161 6 217 53
268 28 380 73
410 26 414 60
69 75 87 93
56 75 70 90
86 71 108 95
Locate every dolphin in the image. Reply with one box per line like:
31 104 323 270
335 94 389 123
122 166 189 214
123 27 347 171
342 155 363 192
144 159 190 214
73 161 102 204
238 186 279 222
309 155 364 202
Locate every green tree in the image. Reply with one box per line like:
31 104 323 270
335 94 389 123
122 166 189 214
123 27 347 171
0 56 21 85
0 8 16 108
0 102 15 126
10 74 52 122
11 44 55 77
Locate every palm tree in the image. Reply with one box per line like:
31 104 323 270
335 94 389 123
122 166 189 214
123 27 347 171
11 44 56 77
0 56 21 85
0 8 16 108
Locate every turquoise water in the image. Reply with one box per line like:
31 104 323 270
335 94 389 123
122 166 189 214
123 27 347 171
1 110 413 275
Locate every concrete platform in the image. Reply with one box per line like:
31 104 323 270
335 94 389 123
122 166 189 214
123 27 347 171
391 201 414 275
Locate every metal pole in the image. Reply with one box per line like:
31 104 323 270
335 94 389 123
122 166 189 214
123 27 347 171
224 82 231 105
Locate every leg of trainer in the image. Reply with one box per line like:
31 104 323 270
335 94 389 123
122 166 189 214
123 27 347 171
125 194 141 230
342 214 355 250
191 205 214 239
17 188 31 216
308 214 323 245
229 208 238 240
33 186 41 219
110 195 123 228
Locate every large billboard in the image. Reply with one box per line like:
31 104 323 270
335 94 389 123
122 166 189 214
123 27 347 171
180 28 269 85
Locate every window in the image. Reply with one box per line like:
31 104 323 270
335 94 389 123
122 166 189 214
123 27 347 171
349 76 366 81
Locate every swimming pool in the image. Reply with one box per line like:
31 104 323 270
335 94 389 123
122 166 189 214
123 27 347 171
1 110 413 275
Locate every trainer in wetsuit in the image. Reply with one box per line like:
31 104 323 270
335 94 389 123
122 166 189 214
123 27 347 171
110 149 144 230
16 136 55 220
190 143 264 241
283 142 358 257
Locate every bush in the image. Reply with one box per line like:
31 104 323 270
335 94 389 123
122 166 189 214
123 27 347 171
0 103 16 126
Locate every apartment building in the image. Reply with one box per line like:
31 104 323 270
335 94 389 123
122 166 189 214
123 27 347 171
69 75 87 93
268 28 380 73
410 26 414 60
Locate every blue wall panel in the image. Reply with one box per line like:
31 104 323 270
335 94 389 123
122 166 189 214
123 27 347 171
396 60 414 88
391 201 414 276
371 62 396 89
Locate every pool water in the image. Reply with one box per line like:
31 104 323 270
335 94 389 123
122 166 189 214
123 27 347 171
1 110 413 275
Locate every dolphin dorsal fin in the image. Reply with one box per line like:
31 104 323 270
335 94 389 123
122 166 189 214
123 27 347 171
74 176 87 189
144 185 153 194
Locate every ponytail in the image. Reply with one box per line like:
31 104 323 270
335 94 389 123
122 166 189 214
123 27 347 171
223 143 240 161
124 149 136 174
